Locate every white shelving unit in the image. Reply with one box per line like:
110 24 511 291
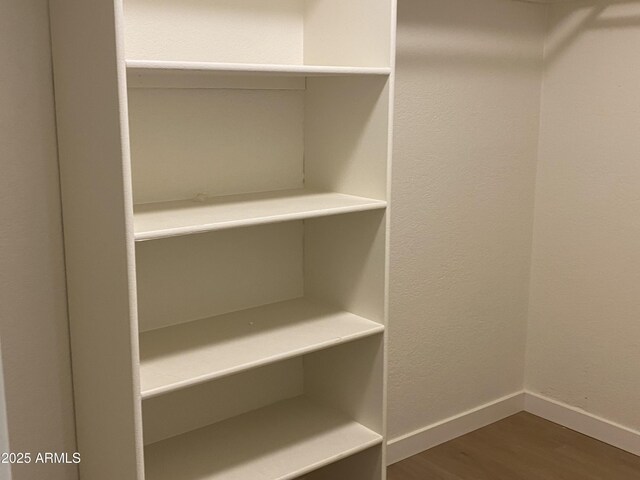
50 0 396 478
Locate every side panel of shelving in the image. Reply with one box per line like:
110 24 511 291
304 0 392 67
304 76 390 201
304 211 387 324
304 336 384 435
49 1 143 479
382 1 397 474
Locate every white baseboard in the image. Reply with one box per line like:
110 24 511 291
386 391 525 465
524 391 640 457
386 390 640 466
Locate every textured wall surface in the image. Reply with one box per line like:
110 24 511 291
526 1 640 431
0 1 78 479
389 0 546 440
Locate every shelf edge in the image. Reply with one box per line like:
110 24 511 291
134 201 387 242
126 60 392 77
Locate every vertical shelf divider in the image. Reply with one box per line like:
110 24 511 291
49 1 145 479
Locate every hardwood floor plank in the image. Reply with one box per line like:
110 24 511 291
387 412 640 480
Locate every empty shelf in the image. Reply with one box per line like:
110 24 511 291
127 60 391 77
144 396 382 480
139 298 384 399
134 189 387 241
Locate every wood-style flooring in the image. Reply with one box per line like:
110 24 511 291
387 412 640 480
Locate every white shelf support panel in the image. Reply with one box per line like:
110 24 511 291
140 298 384 399
49 1 145 479
144 396 383 480
134 189 387 241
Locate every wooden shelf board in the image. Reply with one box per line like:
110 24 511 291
134 189 387 241
140 297 384 399
127 60 391 77
144 396 382 480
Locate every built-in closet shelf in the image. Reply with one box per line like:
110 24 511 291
144 396 382 480
140 297 384 399
127 60 392 88
51 0 394 476
134 189 387 241
127 60 391 77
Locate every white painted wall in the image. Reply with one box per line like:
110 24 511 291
0 1 77 479
389 0 546 441
526 0 640 432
